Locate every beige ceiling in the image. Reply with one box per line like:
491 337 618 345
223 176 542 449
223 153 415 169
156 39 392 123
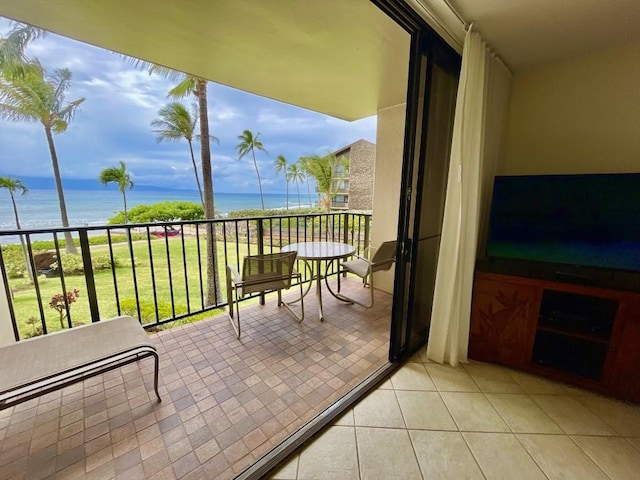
0 0 410 121
450 0 640 70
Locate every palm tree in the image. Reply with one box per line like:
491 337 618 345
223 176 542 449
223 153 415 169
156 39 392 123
236 130 268 210
0 176 33 282
0 24 45 79
151 102 205 207
274 155 289 210
298 156 315 207
286 163 305 208
302 153 349 211
99 161 134 224
0 66 84 253
130 60 221 305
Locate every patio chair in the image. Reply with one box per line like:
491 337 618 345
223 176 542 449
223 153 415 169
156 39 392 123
336 240 397 308
226 251 304 338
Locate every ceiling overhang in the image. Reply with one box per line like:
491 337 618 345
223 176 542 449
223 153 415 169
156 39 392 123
0 0 411 121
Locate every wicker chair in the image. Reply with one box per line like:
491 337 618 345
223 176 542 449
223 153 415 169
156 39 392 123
336 240 397 308
226 251 304 338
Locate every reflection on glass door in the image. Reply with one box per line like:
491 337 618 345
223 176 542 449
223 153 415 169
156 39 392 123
391 32 460 361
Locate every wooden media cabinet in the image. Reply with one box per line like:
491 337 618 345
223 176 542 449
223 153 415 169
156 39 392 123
469 271 640 402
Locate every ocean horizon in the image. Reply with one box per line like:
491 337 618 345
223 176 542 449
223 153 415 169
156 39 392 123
0 188 315 232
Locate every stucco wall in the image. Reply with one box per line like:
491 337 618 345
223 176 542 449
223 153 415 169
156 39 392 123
503 40 640 175
348 140 376 210
372 103 406 293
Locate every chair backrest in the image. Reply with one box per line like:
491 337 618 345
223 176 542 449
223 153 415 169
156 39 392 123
241 251 298 294
371 240 397 273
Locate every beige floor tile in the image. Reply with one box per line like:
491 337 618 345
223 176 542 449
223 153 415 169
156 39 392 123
576 395 640 436
626 437 640 451
297 426 358 480
440 393 509 432
377 379 394 390
390 363 436 391
270 454 299 480
356 427 422 480
509 371 572 394
333 410 354 427
532 395 616 435
425 365 479 392
409 430 483 479
396 391 457 431
573 435 640 480
463 432 546 480
463 363 524 394
353 390 405 428
487 394 562 433
518 434 608 479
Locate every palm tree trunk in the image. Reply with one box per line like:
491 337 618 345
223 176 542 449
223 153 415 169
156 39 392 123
306 178 312 207
296 181 301 208
45 126 76 254
251 149 265 210
10 191 33 283
197 79 222 305
122 189 130 241
285 180 289 211
187 139 204 208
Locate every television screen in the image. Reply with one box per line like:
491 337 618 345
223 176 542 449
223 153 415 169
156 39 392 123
487 174 640 272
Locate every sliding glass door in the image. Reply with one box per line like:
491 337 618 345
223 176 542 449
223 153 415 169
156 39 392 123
390 30 461 361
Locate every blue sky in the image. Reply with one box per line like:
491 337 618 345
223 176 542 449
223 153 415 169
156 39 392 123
0 18 376 194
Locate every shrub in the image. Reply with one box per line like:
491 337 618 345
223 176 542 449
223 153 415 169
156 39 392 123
52 253 118 275
108 201 204 224
1 246 36 279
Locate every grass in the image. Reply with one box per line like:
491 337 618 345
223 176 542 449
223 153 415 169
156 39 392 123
10 236 259 338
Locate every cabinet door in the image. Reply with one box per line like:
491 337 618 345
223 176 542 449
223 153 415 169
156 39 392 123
469 277 540 366
608 300 640 402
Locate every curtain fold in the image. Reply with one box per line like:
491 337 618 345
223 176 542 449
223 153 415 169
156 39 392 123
426 28 512 366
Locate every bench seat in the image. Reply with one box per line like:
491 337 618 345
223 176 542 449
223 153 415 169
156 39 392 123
0 316 161 410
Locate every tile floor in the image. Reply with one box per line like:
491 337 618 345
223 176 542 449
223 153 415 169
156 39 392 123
271 352 640 480
0 280 391 480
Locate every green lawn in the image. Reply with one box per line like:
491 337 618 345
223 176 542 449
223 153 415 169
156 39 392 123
9 236 259 338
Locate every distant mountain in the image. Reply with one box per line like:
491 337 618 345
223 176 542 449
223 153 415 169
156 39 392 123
14 176 197 193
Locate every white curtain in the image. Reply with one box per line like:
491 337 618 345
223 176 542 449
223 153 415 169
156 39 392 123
426 28 512 366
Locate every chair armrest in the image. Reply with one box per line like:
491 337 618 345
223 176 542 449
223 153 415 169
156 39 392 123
227 264 242 285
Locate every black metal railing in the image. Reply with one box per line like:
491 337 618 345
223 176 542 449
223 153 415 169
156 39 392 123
0 212 371 341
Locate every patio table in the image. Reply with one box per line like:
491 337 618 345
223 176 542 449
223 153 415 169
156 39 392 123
281 241 355 321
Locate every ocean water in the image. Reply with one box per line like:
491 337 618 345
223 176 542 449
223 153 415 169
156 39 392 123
0 189 312 231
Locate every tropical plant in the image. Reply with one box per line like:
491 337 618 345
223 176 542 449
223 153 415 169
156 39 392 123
274 154 289 210
0 65 84 253
131 60 221 306
99 161 134 224
236 130 268 210
151 102 205 207
0 176 33 281
49 288 80 329
302 153 349 211
0 24 45 79
286 162 305 208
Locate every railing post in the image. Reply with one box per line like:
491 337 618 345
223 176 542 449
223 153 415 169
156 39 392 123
257 218 265 305
363 214 371 255
343 213 350 244
79 230 101 322
0 252 18 344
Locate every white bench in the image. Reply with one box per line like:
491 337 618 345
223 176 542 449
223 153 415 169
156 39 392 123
0 316 161 410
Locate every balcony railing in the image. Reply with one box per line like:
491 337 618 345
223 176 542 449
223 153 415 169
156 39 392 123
0 212 371 341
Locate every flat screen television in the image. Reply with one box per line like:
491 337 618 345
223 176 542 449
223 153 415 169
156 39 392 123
486 173 640 273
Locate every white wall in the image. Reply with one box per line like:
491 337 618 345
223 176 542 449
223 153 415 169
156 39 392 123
503 40 640 175
371 103 406 293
